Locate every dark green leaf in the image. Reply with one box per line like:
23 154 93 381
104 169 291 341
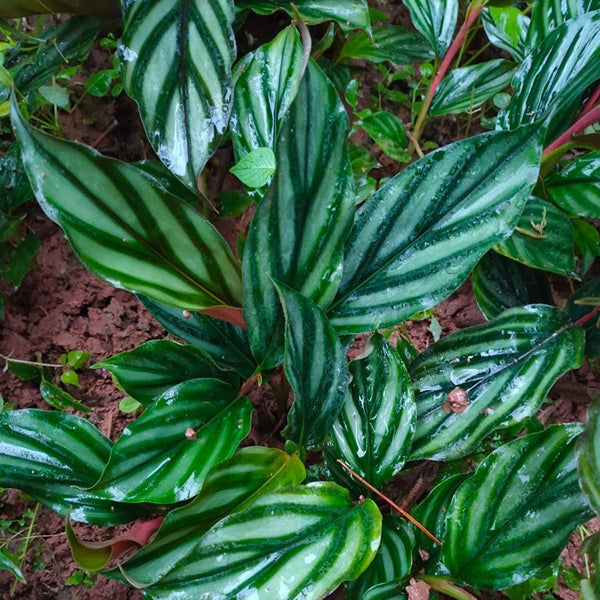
94 340 238 406
144 483 382 600
120 0 236 191
564 278 600 357
92 379 252 503
360 111 410 162
0 0 120 17
573 219 600 276
0 547 25 582
5 359 41 381
409 305 584 460
328 334 415 488
230 147 276 188
215 190 253 218
39 379 90 412
12 100 243 311
472 252 553 320
482 6 529 61
328 125 544 334
505 563 559 600
496 196 576 277
84 70 114 97
430 59 516 116
0 233 39 287
442 424 592 589
133 160 201 207
401 0 457 57
0 144 32 216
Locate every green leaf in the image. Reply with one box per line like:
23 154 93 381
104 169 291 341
409 305 584 460
442 424 592 589
564 278 600 357
360 111 409 162
472 252 553 320
92 379 252 503
328 125 544 334
133 160 201 207
505 563 559 600
120 0 236 191
66 349 90 369
38 82 70 109
39 379 90 412
0 410 143 525
430 59 516 116
277 283 349 448
0 547 25 583
0 233 39 288
0 0 120 17
0 144 32 217
401 0 457 57
496 196 576 277
339 25 435 64
242 60 354 368
84 70 114 97
94 340 238 406
327 334 416 488
11 99 243 311
138 295 256 377
144 482 382 600
59 370 79 387
497 11 600 143
5 359 41 382
113 447 306 586
236 0 371 32
215 190 253 218
546 151 600 218
230 147 276 188
573 218 600 276
347 516 414 600
482 6 530 62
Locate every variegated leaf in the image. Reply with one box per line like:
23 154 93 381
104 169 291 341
0 0 120 17
402 0 458 57
482 6 530 62
579 401 600 514
564 277 600 357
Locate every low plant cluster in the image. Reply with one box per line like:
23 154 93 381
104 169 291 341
1 0 600 598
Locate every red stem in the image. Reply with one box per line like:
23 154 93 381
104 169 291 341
580 82 600 117
577 305 600 327
543 104 600 156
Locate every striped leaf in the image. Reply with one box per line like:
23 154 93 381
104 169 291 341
347 516 415 600
496 196 576 277
242 60 354 368
579 402 600 514
11 99 243 311
359 111 409 163
144 482 382 600
0 0 120 17
139 295 256 377
0 410 143 525
328 125 544 334
497 11 600 143
94 340 238 406
564 277 600 357
231 25 303 194
236 0 371 32
328 334 416 488
482 6 530 62
92 379 252 503
278 283 349 448
401 0 458 57
573 219 600 276
339 26 435 64
120 0 236 191
409 305 584 460
442 424 592 589
546 151 600 218
430 59 516 116
113 447 306 587
472 252 553 321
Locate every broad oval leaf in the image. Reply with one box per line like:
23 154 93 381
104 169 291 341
0 144 31 218
360 111 409 163
120 0 236 190
230 147 276 189
0 410 143 525
497 11 600 142
144 482 382 600
442 424 592 589
278 283 349 449
328 334 416 488
482 6 530 62
242 60 354 368
113 447 306 586
496 196 576 277
579 402 600 514
430 59 516 116
546 151 600 218
328 125 544 334
94 340 239 405
92 379 252 503
472 252 553 320
11 100 243 311
410 305 584 460
401 0 458 57
0 0 120 17
564 277 600 357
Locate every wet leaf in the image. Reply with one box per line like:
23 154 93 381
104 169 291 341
402 0 457 57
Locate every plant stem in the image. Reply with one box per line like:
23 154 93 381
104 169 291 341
420 575 478 600
577 305 600 327
1 355 62 369
581 82 600 117
543 104 600 156
238 373 260 397
10 503 39 597
411 3 485 146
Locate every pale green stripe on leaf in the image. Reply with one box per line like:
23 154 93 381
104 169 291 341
401 0 457 57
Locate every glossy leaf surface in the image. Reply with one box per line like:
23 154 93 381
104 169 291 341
278 283 349 448
95 340 238 405
93 380 252 503
430 59 516 116
402 0 457 56
443 424 592 588
496 196 576 277
0 0 119 16
564 278 600 357
115 447 306 586
360 111 409 162
328 334 416 488
12 101 243 311
409 305 584 460
145 483 382 600
328 125 544 334
0 410 142 525
120 0 236 190
472 252 553 320
482 6 529 61
579 402 600 514
242 60 354 368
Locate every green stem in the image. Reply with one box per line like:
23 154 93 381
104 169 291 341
10 503 39 597
420 574 478 600
2 355 62 369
